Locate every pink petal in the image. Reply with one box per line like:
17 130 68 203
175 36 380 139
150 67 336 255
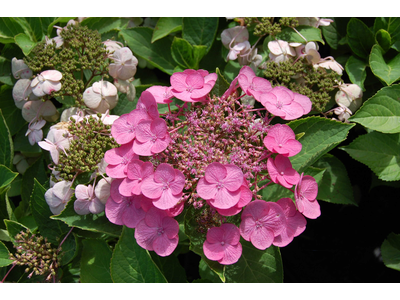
135 120 154 143
210 187 241 209
203 240 225 261
151 134 170 154
154 163 175 184
222 164 243 192
196 178 217 200
186 73 204 89
152 189 182 210
204 162 227 184
218 243 242 265
170 72 188 92
141 175 163 199
105 196 124 225
153 234 178 257
41 70 62 81
169 170 185 195
74 199 90 215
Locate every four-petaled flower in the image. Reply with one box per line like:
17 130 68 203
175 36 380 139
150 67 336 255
170 69 217 102
74 184 105 215
240 200 286 250
141 163 185 210
273 198 307 247
237 66 272 102
135 207 179 257
31 70 63 97
44 180 74 215
104 143 138 178
203 223 243 265
295 173 320 219
83 80 119 113
264 124 302 157
109 47 138 80
197 162 244 210
267 154 300 189
132 118 171 156
259 86 311 120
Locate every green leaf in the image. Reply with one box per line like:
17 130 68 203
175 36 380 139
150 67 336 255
171 37 207 69
276 25 324 44
110 226 167 283
24 17 56 42
373 17 400 47
4 219 29 244
0 86 27 135
347 18 375 59
152 17 182 43
0 165 18 195
58 231 77 266
0 240 13 267
0 17 26 43
149 252 187 282
381 232 400 271
312 154 357 206
198 258 222 282
224 240 283 283
120 27 176 75
30 179 69 244
182 17 218 52
341 131 400 181
20 156 46 207
0 109 13 169
321 18 348 50
350 84 400 133
51 198 122 237
81 239 113 283
370 44 400 86
288 116 355 173
345 55 368 91
81 17 130 35
210 67 230 98
0 56 13 86
14 33 36 56
375 29 392 53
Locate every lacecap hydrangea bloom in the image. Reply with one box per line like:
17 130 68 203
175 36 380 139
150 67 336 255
100 66 320 263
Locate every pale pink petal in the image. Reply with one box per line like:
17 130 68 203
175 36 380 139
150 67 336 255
152 189 181 210
141 175 163 199
196 178 217 200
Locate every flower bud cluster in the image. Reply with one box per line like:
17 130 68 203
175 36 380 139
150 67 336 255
9 230 59 282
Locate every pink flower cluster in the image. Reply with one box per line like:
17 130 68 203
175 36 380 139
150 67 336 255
102 66 320 264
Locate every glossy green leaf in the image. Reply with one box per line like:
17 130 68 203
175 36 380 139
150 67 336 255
0 240 13 267
0 165 18 195
224 240 283 283
341 131 400 181
345 55 367 91
81 17 130 34
210 67 230 98
375 29 391 53
0 17 25 43
0 57 13 86
51 198 122 237
381 232 400 271
0 109 13 169
182 17 218 52
277 25 324 44
288 116 355 173
152 17 182 43
0 86 27 135
373 17 400 47
30 179 70 244
350 84 400 133
120 27 176 75
312 154 357 206
321 18 349 50
110 226 167 283
4 219 29 244
14 33 36 56
347 18 375 59
149 251 187 282
370 44 400 86
171 37 207 69
81 239 113 283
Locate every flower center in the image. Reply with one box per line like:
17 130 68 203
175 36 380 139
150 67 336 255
255 220 263 229
157 227 164 235
216 182 224 190
276 101 283 109
220 241 225 246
